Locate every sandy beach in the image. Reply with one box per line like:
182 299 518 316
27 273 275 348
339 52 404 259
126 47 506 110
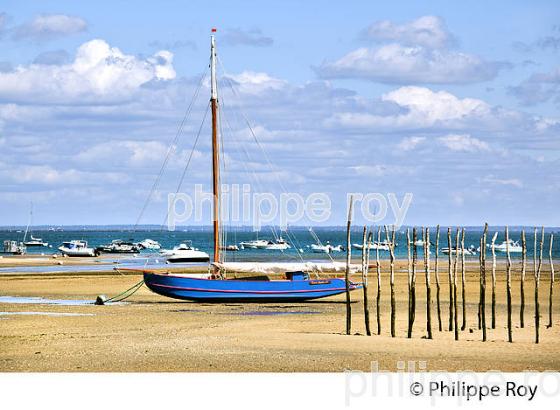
1 257 558 372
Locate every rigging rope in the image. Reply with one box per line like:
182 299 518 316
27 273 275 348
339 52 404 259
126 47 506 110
217 57 307 261
159 101 211 230
134 67 208 229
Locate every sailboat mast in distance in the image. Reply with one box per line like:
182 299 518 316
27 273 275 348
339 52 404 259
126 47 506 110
210 31 221 264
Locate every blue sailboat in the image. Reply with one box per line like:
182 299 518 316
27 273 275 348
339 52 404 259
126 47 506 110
143 32 360 302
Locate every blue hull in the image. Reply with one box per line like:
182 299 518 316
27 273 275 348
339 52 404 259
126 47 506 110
143 272 360 302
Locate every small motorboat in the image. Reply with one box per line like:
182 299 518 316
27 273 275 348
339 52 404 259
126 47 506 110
136 239 161 250
59 240 97 257
310 242 344 253
3 240 26 255
160 242 210 263
492 239 523 253
239 239 269 249
257 237 291 250
441 245 477 256
220 245 240 251
352 241 390 251
96 240 141 254
24 235 49 247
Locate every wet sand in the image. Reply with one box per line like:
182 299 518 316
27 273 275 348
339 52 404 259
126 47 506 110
0 259 559 372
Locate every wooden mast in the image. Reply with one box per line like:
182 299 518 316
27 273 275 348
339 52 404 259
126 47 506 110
210 32 220 267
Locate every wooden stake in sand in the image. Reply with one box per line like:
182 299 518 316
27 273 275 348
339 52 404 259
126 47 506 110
361 227 371 336
461 228 466 331
506 226 513 343
424 227 432 339
376 227 382 335
535 227 544 344
491 231 498 329
480 223 488 341
453 228 460 341
408 228 418 339
435 225 442 331
386 225 396 338
547 233 554 329
520 230 526 328
345 196 353 336
407 228 412 338
447 227 453 331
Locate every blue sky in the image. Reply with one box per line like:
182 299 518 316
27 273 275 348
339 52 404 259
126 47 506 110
0 0 559 226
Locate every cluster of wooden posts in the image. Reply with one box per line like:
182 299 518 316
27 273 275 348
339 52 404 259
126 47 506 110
344 204 555 344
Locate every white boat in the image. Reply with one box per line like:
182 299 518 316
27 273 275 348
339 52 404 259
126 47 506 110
96 240 140 254
58 240 97 257
310 242 344 253
137 239 161 250
441 246 477 256
256 237 291 250
493 239 522 253
352 242 390 251
22 204 48 247
160 243 210 263
24 235 49 247
239 239 269 249
3 240 26 255
220 244 240 251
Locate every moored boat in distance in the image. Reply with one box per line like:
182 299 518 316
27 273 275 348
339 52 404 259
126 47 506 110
492 239 523 253
352 241 390 251
96 240 140 254
23 235 49 247
160 242 210 263
257 237 291 250
58 240 97 257
3 240 26 255
441 245 477 256
239 239 269 249
221 244 240 251
22 203 49 247
136 239 161 250
310 242 344 253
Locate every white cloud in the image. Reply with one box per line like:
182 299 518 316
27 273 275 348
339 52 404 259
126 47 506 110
397 136 426 151
327 86 502 130
0 39 176 103
222 28 273 47
480 175 523 188
14 14 87 40
438 134 490 152
363 16 452 49
509 66 560 105
1 164 129 186
75 140 201 169
350 164 416 177
224 71 287 94
317 44 502 84
317 16 506 84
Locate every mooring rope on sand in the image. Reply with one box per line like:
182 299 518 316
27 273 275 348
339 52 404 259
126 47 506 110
96 279 145 305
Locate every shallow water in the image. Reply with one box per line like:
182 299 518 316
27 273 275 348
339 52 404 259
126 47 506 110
0 295 94 305
0 295 125 306
0 311 94 317
233 310 320 316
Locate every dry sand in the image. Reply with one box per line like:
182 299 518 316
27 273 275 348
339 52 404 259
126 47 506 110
0 259 558 372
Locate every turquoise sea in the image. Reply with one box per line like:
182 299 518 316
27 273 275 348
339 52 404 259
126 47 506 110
1 226 559 262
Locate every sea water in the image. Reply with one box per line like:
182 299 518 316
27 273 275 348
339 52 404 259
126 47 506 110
1 226 559 262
